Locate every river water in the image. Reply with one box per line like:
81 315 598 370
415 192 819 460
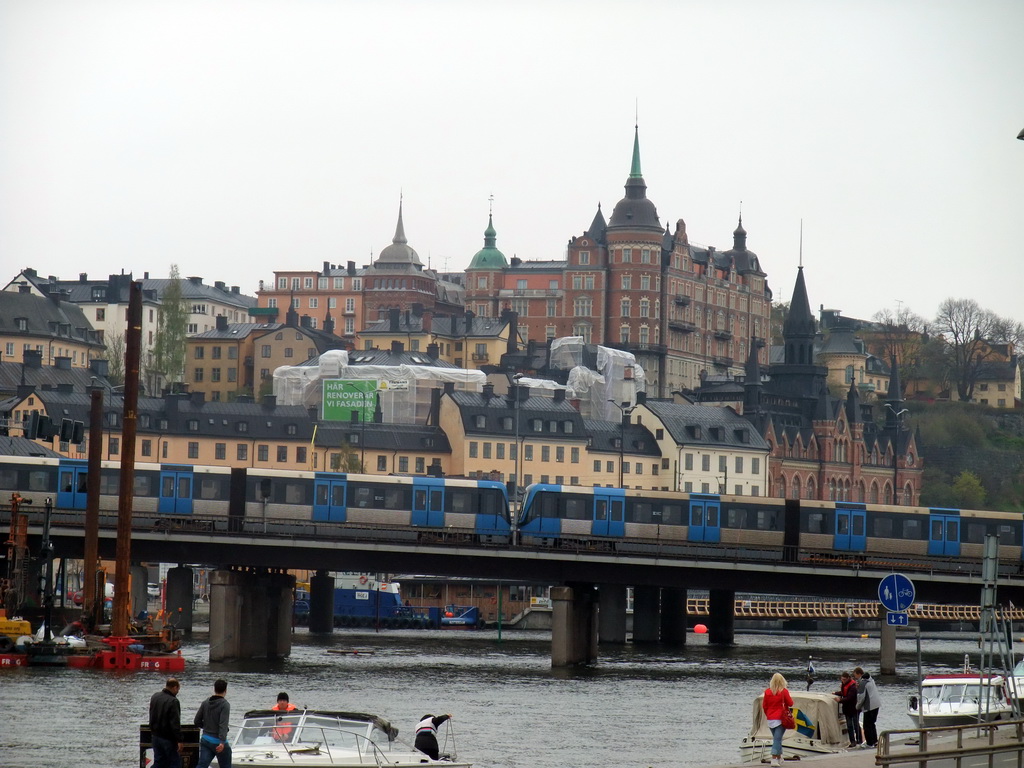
0 628 1000 768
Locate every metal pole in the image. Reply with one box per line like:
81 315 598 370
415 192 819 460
915 625 924 729
40 498 54 642
83 387 103 624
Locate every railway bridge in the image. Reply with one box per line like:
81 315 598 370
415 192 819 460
6 504 1024 667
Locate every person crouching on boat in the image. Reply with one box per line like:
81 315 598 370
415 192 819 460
762 673 794 768
415 713 452 760
271 692 297 742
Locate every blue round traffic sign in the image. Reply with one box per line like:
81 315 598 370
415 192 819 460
879 574 915 612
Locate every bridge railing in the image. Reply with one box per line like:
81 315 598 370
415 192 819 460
878 719 1024 768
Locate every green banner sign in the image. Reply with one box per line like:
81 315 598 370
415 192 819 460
322 379 377 422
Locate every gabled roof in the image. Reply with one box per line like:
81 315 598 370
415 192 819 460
314 422 450 453
447 390 587 437
644 400 769 450
0 291 104 349
0 435 62 457
191 323 282 340
361 314 512 340
583 418 660 456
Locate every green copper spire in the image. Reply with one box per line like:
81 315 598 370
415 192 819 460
629 124 642 178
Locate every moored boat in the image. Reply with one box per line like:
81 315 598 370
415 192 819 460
231 709 472 767
740 691 849 763
907 672 1014 727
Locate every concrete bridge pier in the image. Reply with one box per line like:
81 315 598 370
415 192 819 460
551 584 597 667
308 570 334 634
598 584 628 644
708 588 735 645
209 569 294 661
879 604 897 674
632 585 661 643
165 565 194 633
660 586 688 646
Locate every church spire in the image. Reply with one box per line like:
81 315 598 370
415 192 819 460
392 197 407 245
629 124 643 178
782 267 817 365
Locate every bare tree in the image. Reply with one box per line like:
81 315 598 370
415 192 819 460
105 330 126 386
871 305 926 391
933 298 1000 401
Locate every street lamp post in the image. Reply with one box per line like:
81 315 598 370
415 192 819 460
512 374 523 508
609 400 636 489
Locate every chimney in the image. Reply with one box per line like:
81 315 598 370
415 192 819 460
89 358 110 377
389 308 400 332
553 389 566 403
426 342 439 360
144 272 149 279
16 384 35 398
506 310 519 355
482 383 494 400
188 276 203 284
191 390 206 406
429 388 441 425
286 304 298 327
307 406 318 422
232 286 240 294
48 290 62 306
300 315 312 328
56 382 74 394
23 349 43 368
464 309 474 336
390 340 404 354
443 381 455 395
636 391 647 405
216 315 228 331
347 261 356 276
236 394 252 403
323 261 331 275
412 303 424 317
79 273 88 283
422 311 432 333
262 394 277 409
215 281 225 291
54 356 72 370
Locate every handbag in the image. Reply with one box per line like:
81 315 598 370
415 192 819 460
781 706 795 730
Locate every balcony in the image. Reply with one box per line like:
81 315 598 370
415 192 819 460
668 320 697 333
471 352 489 362
608 342 667 355
714 330 733 341
342 308 356 316
673 295 691 306
712 356 733 368
497 288 563 299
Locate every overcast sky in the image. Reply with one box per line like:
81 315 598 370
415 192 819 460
2 1 1022 327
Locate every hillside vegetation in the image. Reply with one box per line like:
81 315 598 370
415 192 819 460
908 401 1024 512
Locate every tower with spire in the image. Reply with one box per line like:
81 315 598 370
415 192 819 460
465 201 509 319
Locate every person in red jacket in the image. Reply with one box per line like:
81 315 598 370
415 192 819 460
762 673 794 767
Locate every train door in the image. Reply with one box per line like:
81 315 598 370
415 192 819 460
591 489 626 537
928 509 961 557
688 495 721 543
313 475 348 523
158 467 194 515
412 478 445 528
56 459 89 510
834 503 867 552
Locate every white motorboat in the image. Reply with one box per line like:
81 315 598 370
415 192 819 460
740 691 850 763
907 672 1014 727
231 709 472 767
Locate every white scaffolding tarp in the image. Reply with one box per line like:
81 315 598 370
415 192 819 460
550 337 647 420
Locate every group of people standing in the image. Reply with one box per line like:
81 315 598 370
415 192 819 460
835 667 881 749
761 666 881 767
148 677 232 768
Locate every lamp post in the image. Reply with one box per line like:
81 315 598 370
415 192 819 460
512 374 523 508
885 403 909 504
609 400 637 489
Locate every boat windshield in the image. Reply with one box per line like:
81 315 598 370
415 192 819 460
1014 660 1024 676
934 683 1001 705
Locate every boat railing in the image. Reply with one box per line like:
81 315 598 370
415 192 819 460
234 721 392 765
878 718 1024 768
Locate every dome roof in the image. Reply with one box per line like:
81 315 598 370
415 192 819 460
607 126 662 232
468 214 508 270
375 201 422 267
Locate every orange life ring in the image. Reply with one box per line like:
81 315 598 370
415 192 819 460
359 575 368 585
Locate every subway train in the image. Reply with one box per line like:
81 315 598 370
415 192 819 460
0 455 511 543
516 483 1024 573
1 454 1021 573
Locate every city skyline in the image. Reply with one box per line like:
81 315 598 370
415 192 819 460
2 1 1022 326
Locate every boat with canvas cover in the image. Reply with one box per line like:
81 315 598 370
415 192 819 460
231 709 472 767
740 691 849 763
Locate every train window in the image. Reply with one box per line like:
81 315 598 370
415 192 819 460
805 511 827 534
28 471 49 492
316 485 329 505
930 519 943 541
611 500 623 522
873 517 894 538
903 518 923 539
756 509 779 531
725 507 747 528
564 497 588 520
632 502 653 524
479 490 500 518
197 477 223 500
595 500 607 521
354 486 374 508
430 490 442 510
663 504 683 525
851 515 865 536
450 490 473 514
134 475 153 496
538 493 558 518
413 489 426 509
964 522 986 544
836 515 849 535
999 525 1019 545
383 487 404 510
332 485 345 506
100 474 120 495
707 506 719 526
284 482 305 505
0 470 16 489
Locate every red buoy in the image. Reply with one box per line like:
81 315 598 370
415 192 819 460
694 623 708 634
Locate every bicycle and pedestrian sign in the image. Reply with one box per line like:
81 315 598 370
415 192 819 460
879 573 914 628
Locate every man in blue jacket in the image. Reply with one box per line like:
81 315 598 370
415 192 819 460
194 679 231 768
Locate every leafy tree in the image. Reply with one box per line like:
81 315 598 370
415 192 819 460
104 330 126 386
770 301 789 346
951 470 985 509
149 265 190 391
330 439 363 472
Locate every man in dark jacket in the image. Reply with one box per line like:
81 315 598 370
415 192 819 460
149 677 183 768
194 679 231 768
833 671 861 747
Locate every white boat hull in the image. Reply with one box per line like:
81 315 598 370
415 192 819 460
739 736 849 763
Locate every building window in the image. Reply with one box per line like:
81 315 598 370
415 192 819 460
377 455 388 471
701 455 710 471
261 345 271 358
228 368 237 382
483 443 492 459
211 346 221 359
415 457 425 473
524 445 534 461
277 446 287 462
278 277 287 289
573 297 592 316
752 458 760 474
594 460 601 471
215 443 226 460
398 456 409 473
193 368 204 382
579 251 590 265
571 447 579 463
188 419 199 431
141 439 152 457
469 442 478 458
622 248 632 263
237 444 247 461
541 446 550 462
735 456 744 474
719 456 727 472
621 299 631 317
188 442 199 459
211 368 221 382
303 277 313 289
258 445 269 462
546 326 556 340
555 446 564 462
284 348 293 358
309 298 318 308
